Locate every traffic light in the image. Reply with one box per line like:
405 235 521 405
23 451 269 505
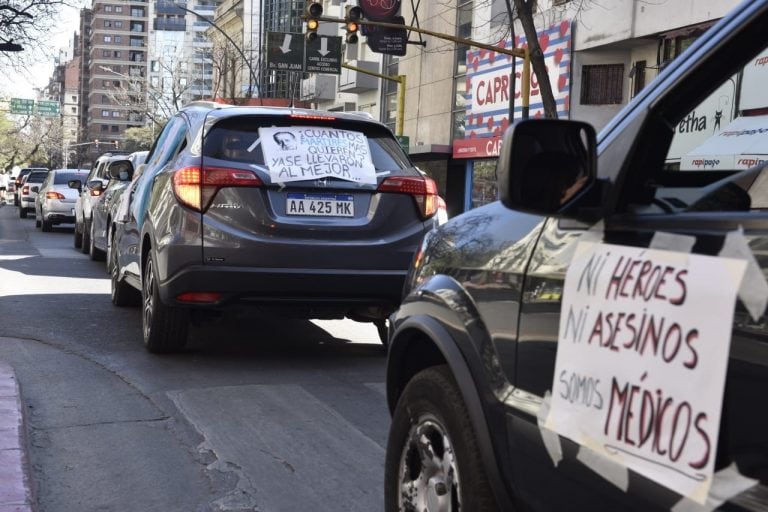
305 2 322 42
345 5 363 44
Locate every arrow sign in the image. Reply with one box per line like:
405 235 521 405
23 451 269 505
280 34 293 54
318 37 330 57
305 35 342 75
267 32 304 71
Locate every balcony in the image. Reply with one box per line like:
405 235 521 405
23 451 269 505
153 18 186 31
338 60 379 93
155 1 186 14
301 75 336 101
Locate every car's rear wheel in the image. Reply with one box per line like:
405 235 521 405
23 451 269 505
384 365 499 512
18 206 26 219
109 227 140 307
89 219 105 261
35 216 41 228
80 218 91 254
41 218 52 232
142 255 188 353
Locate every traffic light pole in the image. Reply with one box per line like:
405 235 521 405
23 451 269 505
341 63 405 136
312 14 532 118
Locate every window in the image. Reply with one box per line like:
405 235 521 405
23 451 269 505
71 107 76 113
112 111 120 117
102 110 109 117
111 126 119 132
581 64 624 105
114 51 121 58
131 8 144 17
114 20 123 28
102 94 109 102
101 125 108 131
104 5 113 12
115 5 122 12
103 80 111 87
104 35 112 43
114 36 122 43
104 20 112 28
631 61 646 98
102 49 110 57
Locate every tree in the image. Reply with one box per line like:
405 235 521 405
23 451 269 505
0 0 68 75
513 0 559 118
122 126 155 152
0 111 61 169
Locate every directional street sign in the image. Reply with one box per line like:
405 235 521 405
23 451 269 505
266 32 305 72
9 98 34 115
36 100 60 117
305 36 342 75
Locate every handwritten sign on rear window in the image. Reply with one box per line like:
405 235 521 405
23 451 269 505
545 241 746 503
259 126 377 185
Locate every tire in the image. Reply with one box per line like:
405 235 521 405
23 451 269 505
35 217 41 228
384 365 499 512
80 218 91 254
142 255 188 353
88 219 105 261
19 206 26 219
41 219 52 232
109 227 140 307
74 219 83 248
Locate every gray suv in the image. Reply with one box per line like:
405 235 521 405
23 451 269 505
111 104 440 352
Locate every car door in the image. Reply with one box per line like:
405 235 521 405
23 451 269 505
117 116 188 284
508 3 768 510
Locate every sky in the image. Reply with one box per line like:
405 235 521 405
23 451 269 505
3 4 83 100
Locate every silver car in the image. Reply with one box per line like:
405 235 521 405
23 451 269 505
18 170 49 218
35 169 89 231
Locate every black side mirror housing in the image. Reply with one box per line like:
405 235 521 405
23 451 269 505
68 180 82 191
87 180 105 191
498 119 602 219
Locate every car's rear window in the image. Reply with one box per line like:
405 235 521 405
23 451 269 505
54 172 87 185
202 116 416 184
26 172 48 183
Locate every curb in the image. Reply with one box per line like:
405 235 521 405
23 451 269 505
0 361 34 512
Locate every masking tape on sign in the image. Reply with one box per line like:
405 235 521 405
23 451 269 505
537 391 563 467
671 464 758 512
576 445 630 492
718 228 768 322
649 231 696 253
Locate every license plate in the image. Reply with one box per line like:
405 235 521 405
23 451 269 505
286 193 354 217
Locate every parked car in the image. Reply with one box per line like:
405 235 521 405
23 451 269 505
86 155 138 261
18 170 49 218
13 167 47 207
34 169 89 231
110 103 440 352
72 152 127 252
384 1 768 511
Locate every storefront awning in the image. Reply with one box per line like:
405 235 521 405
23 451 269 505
681 115 768 170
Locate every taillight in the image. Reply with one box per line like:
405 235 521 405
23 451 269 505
377 176 438 219
46 191 66 200
172 166 263 212
22 185 29 194
90 189 102 197
176 291 221 303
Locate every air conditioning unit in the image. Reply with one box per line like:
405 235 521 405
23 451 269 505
301 74 337 101
338 60 379 93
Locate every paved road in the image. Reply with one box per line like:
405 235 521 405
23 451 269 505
0 203 391 512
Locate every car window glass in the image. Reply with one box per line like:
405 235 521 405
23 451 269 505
628 42 768 215
55 172 86 185
26 172 47 183
202 117 414 178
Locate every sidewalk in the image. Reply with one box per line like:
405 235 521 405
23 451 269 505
0 360 34 512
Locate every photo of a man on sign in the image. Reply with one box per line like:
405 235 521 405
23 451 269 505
259 126 378 185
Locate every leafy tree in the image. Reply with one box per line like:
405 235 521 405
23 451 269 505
122 126 156 152
0 0 69 77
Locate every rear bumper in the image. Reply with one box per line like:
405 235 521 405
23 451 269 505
157 264 407 313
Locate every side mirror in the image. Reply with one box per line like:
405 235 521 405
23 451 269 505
87 180 105 191
108 160 134 181
31 186 39 193
499 119 599 218
68 180 82 191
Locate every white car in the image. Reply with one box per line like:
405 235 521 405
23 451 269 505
35 169 89 231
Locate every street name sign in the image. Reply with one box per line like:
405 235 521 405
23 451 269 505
36 100 61 116
267 32 305 72
305 36 342 75
10 98 34 115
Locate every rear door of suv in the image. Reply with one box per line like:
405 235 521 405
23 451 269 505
193 114 436 275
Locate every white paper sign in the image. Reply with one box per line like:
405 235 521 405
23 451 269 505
259 126 377 185
545 242 747 503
